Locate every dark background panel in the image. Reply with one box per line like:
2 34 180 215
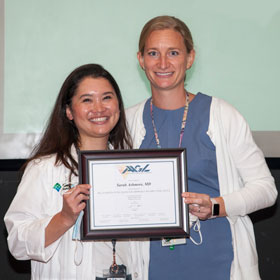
0 168 30 280
0 159 279 280
250 168 280 279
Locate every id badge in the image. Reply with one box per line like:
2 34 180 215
101 265 127 280
96 268 131 280
162 237 187 247
97 240 131 280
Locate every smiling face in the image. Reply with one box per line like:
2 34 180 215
66 77 120 150
137 29 195 94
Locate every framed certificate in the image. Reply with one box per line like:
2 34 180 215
78 148 189 240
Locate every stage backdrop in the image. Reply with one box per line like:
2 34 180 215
1 0 280 158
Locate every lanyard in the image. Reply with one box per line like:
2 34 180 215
150 91 190 148
110 239 118 273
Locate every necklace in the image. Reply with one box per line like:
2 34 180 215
150 91 190 148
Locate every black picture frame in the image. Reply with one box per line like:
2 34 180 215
78 148 189 240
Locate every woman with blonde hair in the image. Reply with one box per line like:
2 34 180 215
126 15 277 280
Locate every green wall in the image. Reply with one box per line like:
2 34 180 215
4 0 280 133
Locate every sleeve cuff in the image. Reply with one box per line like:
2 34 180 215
223 191 246 219
25 216 62 262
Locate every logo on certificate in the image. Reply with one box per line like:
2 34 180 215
118 164 150 178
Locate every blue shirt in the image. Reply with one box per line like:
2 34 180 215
140 93 233 280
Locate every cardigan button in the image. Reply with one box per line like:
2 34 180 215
134 272 139 278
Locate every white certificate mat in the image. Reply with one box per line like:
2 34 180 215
89 158 179 229
79 149 189 240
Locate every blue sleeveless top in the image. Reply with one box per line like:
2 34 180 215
140 93 233 280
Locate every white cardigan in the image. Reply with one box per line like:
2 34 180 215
125 96 277 280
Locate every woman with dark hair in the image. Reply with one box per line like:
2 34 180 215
126 16 277 279
4 64 142 279
25 63 132 176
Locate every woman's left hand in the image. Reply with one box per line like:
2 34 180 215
182 192 213 220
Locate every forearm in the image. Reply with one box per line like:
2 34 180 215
45 212 73 247
222 178 277 218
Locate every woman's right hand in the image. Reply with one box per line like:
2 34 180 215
45 184 91 247
60 184 91 227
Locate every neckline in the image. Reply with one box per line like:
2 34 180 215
150 91 190 148
151 92 201 112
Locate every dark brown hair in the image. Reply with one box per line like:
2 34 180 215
24 64 132 175
138 15 194 55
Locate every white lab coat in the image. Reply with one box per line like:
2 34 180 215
4 152 148 280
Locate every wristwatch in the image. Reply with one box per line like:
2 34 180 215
210 198 220 217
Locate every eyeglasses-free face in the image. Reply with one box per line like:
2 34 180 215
66 77 120 150
138 29 195 94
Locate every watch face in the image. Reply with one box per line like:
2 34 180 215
213 203 220 216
